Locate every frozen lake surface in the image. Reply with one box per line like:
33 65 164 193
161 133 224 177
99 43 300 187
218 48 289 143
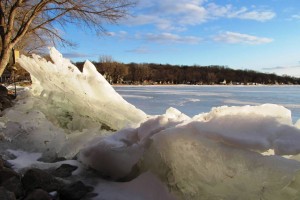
115 85 300 122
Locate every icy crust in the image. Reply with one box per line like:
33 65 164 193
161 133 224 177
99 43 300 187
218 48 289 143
6 150 84 175
17 47 147 130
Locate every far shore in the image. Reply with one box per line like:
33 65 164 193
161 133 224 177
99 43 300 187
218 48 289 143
112 83 300 87
4 81 300 89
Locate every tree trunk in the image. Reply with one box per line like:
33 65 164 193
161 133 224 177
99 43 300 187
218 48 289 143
0 48 12 77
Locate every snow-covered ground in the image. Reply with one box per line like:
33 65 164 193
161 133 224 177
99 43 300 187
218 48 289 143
1 48 300 199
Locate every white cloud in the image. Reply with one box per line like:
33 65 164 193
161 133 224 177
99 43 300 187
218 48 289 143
291 14 300 19
207 3 275 22
126 46 152 54
126 1 276 31
126 0 208 31
207 3 234 17
107 31 201 45
126 15 177 31
63 52 93 59
126 15 161 26
177 4 207 25
236 10 276 22
214 31 273 45
143 33 202 44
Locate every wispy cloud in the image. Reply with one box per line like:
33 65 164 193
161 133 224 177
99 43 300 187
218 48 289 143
262 65 300 70
142 33 202 44
63 52 93 59
207 3 275 22
126 1 276 31
107 31 128 39
291 14 300 20
126 46 152 54
213 31 273 45
262 65 300 77
235 10 275 22
111 30 272 46
110 31 202 45
125 14 183 31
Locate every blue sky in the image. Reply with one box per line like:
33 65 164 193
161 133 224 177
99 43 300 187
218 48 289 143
58 0 300 77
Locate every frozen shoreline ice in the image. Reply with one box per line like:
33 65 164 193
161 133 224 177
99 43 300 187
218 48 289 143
1 48 300 199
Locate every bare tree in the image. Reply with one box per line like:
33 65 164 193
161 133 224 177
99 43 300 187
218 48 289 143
14 30 52 55
99 55 114 63
0 0 135 76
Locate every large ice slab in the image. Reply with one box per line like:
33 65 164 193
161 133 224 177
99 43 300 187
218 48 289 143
79 104 300 199
141 127 300 200
17 47 147 130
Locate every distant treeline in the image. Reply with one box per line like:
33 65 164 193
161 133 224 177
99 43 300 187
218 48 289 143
76 61 300 85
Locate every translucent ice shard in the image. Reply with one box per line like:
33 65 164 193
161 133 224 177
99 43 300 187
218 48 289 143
17 47 147 130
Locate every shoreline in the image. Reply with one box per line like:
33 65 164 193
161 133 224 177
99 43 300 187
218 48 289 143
112 83 300 87
9 82 300 88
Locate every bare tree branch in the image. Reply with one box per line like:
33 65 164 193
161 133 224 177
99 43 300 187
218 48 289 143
0 0 135 76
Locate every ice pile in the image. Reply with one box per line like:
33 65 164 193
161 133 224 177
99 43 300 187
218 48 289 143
79 104 300 199
0 47 147 159
17 47 147 131
1 48 300 199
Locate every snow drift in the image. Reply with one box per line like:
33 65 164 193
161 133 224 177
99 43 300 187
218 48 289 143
0 47 300 199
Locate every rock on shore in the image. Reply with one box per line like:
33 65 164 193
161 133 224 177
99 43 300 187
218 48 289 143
0 155 94 200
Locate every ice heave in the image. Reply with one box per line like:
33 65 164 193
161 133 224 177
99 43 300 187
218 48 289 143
79 104 300 199
78 110 188 180
17 47 147 131
140 127 300 200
